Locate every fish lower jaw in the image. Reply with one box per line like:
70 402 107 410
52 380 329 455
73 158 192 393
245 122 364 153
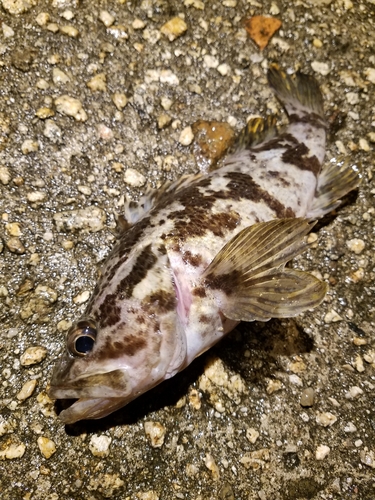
58 396 132 424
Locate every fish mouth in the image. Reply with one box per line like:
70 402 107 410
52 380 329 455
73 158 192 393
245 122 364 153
54 396 131 424
49 367 133 424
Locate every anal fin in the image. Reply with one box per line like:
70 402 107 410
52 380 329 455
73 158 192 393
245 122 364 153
203 218 327 322
307 156 362 219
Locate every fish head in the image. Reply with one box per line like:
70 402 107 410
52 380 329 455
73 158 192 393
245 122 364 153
49 255 187 424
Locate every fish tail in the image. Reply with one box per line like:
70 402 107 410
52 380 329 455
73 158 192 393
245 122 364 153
267 64 325 121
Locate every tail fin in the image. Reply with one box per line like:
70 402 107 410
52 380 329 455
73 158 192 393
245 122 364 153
267 64 325 120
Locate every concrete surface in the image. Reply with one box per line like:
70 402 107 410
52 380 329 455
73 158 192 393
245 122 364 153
0 0 374 499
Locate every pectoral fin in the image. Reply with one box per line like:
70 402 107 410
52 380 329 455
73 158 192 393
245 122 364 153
203 218 327 322
307 156 361 219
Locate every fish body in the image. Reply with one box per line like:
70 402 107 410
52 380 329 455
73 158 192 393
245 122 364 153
49 66 360 424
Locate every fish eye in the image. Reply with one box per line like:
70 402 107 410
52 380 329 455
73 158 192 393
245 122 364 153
67 319 97 358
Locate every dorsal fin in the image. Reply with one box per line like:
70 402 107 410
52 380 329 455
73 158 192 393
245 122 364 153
231 115 278 153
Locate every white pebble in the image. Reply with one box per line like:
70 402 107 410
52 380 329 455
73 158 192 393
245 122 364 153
204 55 219 69
246 428 259 444
160 69 179 85
346 92 359 105
346 238 365 254
316 445 330 460
99 10 115 27
0 166 11 185
124 168 146 187
345 386 363 399
132 18 146 30
37 437 57 459
364 67 375 84
217 63 230 76
35 12 50 26
344 422 357 433
55 95 87 121
89 434 112 457
73 290 90 304
311 61 330 76
359 138 370 151
52 68 70 84
300 387 315 407
27 191 46 203
17 379 38 401
53 207 106 233
144 421 166 448
324 309 343 324
179 126 194 146
289 374 303 387
112 93 128 110
20 346 47 367
316 412 337 427
60 25 79 38
0 443 26 460
2 23 14 37
21 139 39 154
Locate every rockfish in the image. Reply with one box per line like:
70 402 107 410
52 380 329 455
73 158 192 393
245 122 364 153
49 66 360 424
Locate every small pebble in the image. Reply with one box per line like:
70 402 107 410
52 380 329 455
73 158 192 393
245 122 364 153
179 126 194 146
266 379 282 394
359 138 370 152
160 17 187 42
313 38 323 48
188 389 201 409
6 222 22 237
346 238 365 254
324 309 343 324
217 63 230 76
300 387 315 407
35 12 50 26
2 0 33 14
354 355 365 373
107 25 128 40
54 207 106 232
246 428 260 444
46 23 59 33
6 237 25 254
316 412 337 427
52 68 70 84
346 92 359 105
311 61 330 75
99 10 115 27
20 346 47 366
0 443 26 460
124 168 146 187
61 9 74 21
112 93 128 110
204 55 219 69
37 437 57 459
17 379 38 401
132 18 146 30
161 96 173 111
158 114 171 129
60 25 79 38
204 453 220 479
36 107 55 119
316 445 330 460
344 422 357 433
360 450 375 469
27 191 47 203
0 166 11 185
144 421 166 448
21 139 39 154
73 290 90 304
364 67 375 84
89 434 112 458
345 386 363 399
87 73 107 92
55 95 87 121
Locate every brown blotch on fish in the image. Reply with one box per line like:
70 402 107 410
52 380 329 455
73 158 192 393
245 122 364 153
182 251 203 267
144 289 176 313
97 293 122 328
192 286 206 298
199 314 211 324
116 245 157 300
281 143 321 176
204 269 242 295
224 172 295 218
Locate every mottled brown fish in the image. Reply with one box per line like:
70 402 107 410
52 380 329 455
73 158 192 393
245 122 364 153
49 66 360 424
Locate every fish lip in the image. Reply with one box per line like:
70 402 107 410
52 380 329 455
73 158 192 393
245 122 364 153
57 396 131 424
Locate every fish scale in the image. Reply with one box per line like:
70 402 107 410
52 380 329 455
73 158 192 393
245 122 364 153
49 66 361 424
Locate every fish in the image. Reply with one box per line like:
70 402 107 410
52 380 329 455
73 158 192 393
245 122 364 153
49 65 361 424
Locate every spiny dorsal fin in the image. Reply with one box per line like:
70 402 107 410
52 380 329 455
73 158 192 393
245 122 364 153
267 64 325 120
203 218 327 322
231 115 278 153
307 156 362 219
123 172 203 227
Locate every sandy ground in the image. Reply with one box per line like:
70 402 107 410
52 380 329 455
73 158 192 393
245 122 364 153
0 1 375 499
